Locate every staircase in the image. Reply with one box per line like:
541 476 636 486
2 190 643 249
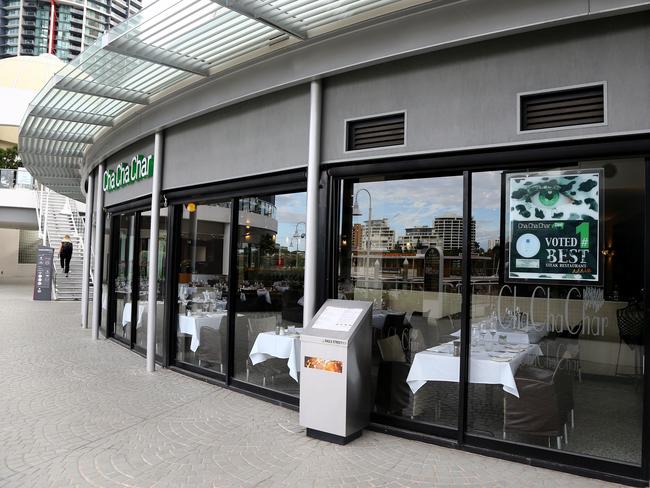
38 189 92 301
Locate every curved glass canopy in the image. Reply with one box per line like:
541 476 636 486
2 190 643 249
19 0 435 200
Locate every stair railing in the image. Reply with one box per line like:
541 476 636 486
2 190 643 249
35 184 42 240
70 198 94 285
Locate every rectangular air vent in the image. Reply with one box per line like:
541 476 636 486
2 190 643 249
346 112 405 151
520 84 605 131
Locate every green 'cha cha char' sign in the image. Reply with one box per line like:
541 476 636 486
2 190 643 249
102 154 153 192
506 169 602 284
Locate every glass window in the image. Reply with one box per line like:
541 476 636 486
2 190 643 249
337 176 464 428
467 159 645 465
232 192 306 398
175 201 231 374
18 229 40 264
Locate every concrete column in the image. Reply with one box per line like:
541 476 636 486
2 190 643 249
81 171 95 328
146 131 163 373
303 80 322 326
91 163 105 340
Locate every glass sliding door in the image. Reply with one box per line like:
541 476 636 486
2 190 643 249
100 213 110 336
135 209 168 357
112 213 136 344
337 175 464 431
467 159 645 466
174 201 231 376
232 193 307 398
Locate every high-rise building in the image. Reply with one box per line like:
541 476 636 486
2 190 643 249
487 238 501 251
398 226 438 250
433 216 476 252
351 223 363 251
0 0 142 62
361 218 395 251
109 0 140 28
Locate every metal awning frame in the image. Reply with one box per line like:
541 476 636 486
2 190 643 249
20 0 434 200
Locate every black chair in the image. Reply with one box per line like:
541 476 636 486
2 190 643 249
374 361 412 415
541 321 582 381
385 312 409 349
374 335 410 415
281 289 303 324
615 302 645 376
196 326 227 373
505 359 570 449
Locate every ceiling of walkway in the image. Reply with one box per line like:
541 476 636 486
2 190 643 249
19 0 442 201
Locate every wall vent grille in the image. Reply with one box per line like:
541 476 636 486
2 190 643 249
520 85 605 131
346 112 405 150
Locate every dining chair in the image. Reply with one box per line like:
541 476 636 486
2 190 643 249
615 302 645 377
378 335 406 362
505 358 570 449
247 317 285 386
196 326 226 373
433 314 457 346
385 312 409 348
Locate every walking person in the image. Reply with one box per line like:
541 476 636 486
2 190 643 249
59 235 73 277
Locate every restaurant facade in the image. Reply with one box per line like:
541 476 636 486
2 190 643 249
19 1 650 485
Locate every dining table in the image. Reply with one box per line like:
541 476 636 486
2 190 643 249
249 329 302 381
406 342 543 397
177 312 228 352
122 301 165 329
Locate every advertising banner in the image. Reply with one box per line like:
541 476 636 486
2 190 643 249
506 170 602 284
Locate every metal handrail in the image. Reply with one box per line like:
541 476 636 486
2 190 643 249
42 188 50 246
70 198 94 285
35 184 43 240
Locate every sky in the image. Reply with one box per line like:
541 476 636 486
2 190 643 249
268 172 503 252
351 173 503 249
275 192 308 251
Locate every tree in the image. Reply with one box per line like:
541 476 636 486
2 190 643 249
0 146 21 169
259 233 276 256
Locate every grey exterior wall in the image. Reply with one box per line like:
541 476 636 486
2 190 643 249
103 136 155 208
98 12 650 207
83 0 650 184
322 13 650 163
163 86 310 192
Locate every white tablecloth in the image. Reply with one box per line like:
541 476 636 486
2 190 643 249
122 301 164 328
406 343 542 397
249 330 302 381
178 312 227 352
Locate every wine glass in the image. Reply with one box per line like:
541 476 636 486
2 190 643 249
489 312 498 343
471 325 479 347
479 323 487 347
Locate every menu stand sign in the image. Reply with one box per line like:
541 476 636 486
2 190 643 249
299 299 373 445
33 246 54 301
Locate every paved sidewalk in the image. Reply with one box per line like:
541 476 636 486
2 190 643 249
0 283 627 488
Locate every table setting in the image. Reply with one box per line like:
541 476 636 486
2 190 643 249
249 326 303 381
177 311 228 352
406 336 542 397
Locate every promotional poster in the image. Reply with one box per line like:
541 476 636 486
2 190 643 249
506 170 602 283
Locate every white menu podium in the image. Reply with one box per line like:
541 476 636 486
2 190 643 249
299 299 372 444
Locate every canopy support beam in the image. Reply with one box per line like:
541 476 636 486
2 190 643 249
30 106 114 127
55 78 150 105
106 38 211 76
210 0 307 39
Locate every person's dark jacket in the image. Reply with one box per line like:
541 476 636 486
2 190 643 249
60 241 73 258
